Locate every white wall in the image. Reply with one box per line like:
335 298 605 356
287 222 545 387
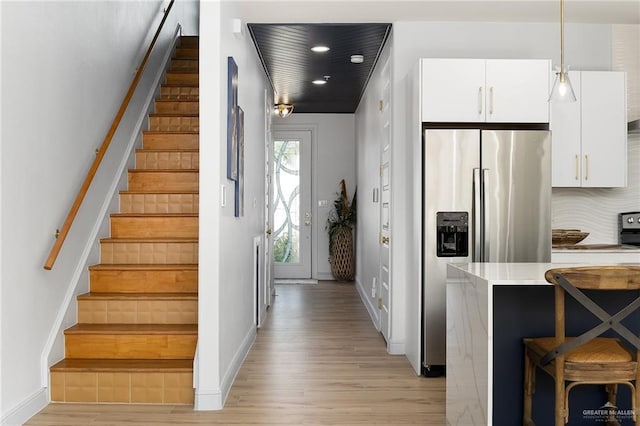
274 114 356 280
197 1 272 410
354 21 615 361
0 1 198 423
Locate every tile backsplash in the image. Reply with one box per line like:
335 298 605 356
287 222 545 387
552 135 640 244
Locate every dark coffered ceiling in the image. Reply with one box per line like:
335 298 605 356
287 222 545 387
247 23 391 113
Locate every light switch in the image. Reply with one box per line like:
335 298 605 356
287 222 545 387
318 200 328 207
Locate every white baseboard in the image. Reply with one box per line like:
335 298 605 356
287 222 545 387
194 389 223 411
388 340 406 355
1 387 48 426
195 325 256 411
355 278 380 331
220 326 256 404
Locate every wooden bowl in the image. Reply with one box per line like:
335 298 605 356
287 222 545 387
552 229 590 246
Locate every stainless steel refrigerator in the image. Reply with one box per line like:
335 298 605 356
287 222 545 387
422 128 551 375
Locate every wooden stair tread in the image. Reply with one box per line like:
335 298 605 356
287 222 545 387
154 100 199 104
149 113 198 117
65 323 197 335
166 71 199 75
158 84 198 88
77 292 197 301
136 148 200 152
89 264 197 271
119 190 198 195
128 169 198 172
143 131 199 135
51 358 193 372
100 237 198 243
110 213 198 218
155 96 200 99
135 148 199 153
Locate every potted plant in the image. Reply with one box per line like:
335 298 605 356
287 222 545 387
326 179 357 281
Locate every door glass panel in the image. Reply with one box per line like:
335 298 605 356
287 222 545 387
273 140 300 264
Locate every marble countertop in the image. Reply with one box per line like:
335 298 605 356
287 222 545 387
447 262 598 285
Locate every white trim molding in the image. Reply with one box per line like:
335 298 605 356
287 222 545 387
1 388 48 426
355 277 380 331
195 325 256 411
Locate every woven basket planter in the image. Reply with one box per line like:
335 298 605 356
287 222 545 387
330 227 354 281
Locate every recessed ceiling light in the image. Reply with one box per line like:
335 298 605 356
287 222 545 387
312 79 327 85
350 54 364 64
311 45 330 53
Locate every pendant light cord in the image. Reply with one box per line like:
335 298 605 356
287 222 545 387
560 0 566 82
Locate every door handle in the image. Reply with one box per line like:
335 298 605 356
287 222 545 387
574 154 579 181
483 168 490 262
489 87 494 115
584 155 589 181
478 87 483 115
473 168 481 262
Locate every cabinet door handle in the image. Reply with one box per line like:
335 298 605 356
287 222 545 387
489 87 494 115
584 155 589 181
574 155 579 181
478 87 483 115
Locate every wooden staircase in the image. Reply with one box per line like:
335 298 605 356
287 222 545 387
50 36 199 404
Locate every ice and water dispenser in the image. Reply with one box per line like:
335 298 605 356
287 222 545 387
436 212 469 257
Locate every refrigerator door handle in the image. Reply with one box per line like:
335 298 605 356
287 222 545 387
473 168 481 262
483 168 490 262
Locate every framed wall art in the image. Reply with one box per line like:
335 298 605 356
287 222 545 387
226 56 238 181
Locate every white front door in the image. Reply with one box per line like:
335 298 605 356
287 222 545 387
272 130 312 279
262 91 274 322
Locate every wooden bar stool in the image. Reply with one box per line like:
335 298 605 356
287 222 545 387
523 266 640 425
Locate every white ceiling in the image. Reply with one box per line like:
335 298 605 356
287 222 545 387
232 0 640 24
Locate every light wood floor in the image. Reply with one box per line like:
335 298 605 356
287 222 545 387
26 281 445 425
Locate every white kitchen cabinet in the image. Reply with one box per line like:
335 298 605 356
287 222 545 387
420 58 550 123
550 71 627 187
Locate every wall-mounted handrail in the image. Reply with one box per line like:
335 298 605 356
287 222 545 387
44 0 176 270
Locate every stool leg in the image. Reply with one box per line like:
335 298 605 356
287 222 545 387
555 362 566 425
605 384 619 426
634 383 639 425
523 350 535 425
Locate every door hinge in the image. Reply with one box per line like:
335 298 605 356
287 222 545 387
379 100 384 111
377 298 383 310
379 164 383 176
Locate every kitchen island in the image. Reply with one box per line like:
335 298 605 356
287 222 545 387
446 262 640 426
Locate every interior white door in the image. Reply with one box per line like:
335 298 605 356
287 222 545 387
379 57 391 344
379 140 391 344
272 130 312 279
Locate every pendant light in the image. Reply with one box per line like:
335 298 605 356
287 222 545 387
549 0 576 102
274 103 294 118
